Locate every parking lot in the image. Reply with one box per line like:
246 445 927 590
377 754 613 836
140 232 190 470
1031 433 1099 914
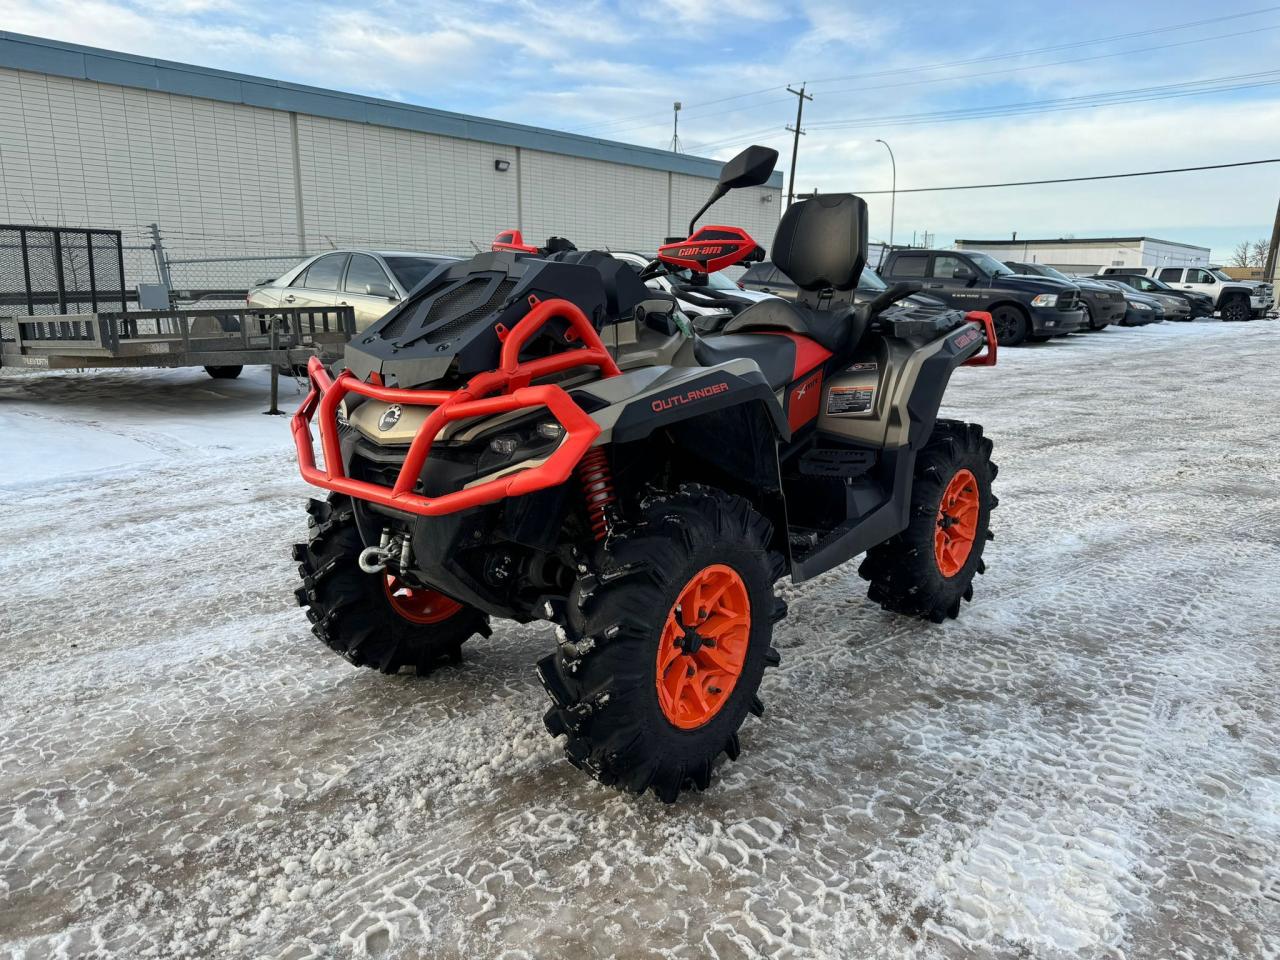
1 319 1277 959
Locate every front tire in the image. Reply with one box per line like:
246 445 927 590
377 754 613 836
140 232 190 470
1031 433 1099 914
1221 295 1250 322
991 305 1029 346
292 494 490 673
859 421 997 622
538 485 786 803
204 365 243 379
1084 303 1109 331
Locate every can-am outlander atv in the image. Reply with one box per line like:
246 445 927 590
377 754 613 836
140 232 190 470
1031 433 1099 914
291 146 999 802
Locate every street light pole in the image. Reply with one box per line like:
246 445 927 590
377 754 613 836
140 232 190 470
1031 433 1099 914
875 139 896 252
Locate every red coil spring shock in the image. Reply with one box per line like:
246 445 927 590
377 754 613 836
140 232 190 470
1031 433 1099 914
576 447 616 541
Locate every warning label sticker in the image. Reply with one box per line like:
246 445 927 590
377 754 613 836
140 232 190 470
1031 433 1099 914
826 385 875 415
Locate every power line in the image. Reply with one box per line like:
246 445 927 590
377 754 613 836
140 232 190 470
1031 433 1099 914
593 15 1280 148
564 5 1280 137
810 23 1280 100
848 158 1280 195
685 69 1280 153
600 25 1280 150
802 5 1280 86
807 69 1280 129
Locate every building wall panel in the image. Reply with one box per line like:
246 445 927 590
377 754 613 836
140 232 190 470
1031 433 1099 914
0 65 782 288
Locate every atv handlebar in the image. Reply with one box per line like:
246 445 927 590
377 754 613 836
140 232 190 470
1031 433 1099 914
292 297 621 516
865 280 923 316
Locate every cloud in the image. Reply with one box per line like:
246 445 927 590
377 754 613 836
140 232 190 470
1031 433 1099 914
2 0 1277 255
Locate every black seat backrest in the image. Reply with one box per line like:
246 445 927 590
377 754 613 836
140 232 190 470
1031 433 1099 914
772 194 868 305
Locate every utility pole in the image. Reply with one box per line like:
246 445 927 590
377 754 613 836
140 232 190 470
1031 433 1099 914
1266 195 1280 283
875 139 896 252
785 84 813 207
148 223 172 292
670 101 682 153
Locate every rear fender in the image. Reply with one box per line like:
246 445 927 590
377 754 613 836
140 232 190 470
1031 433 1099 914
899 321 986 449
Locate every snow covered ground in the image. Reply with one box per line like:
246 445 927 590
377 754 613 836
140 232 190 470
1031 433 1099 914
1 322 1278 960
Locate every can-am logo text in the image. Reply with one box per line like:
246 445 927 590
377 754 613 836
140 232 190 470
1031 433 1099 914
651 381 729 412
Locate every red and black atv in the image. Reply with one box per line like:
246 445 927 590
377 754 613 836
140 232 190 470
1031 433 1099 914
291 146 998 802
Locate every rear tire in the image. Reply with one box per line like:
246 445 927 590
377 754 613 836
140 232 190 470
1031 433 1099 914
991 305 1029 346
204 365 243 379
538 485 786 803
859 421 997 623
292 494 490 673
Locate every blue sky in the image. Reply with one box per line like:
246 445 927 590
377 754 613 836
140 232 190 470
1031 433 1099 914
4 0 1280 259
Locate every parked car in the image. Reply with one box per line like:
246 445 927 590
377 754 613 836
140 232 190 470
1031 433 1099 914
740 259 950 311
1002 261 1126 330
738 261 799 299
1095 280 1164 325
1099 265 1272 321
880 249 1085 345
249 250 459 331
1089 273 1204 320
611 252 773 324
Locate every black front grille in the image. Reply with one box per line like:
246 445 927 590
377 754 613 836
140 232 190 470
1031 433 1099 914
381 277 516 342
1058 291 1081 310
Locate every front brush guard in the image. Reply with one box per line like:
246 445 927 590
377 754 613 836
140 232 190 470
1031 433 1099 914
292 296 621 516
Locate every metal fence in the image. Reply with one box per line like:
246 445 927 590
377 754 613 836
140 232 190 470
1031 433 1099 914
1 226 128 315
167 253 308 303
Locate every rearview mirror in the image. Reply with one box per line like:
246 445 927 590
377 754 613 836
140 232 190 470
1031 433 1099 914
718 145 779 189
953 267 974 280
365 283 397 300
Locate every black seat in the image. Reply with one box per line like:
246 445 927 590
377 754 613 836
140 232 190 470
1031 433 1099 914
721 298 864 353
718 193 870 353
692 333 799 389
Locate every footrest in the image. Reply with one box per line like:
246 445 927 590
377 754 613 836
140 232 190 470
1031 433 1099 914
799 447 875 477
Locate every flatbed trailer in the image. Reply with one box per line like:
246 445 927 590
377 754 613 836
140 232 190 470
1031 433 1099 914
0 305 355 412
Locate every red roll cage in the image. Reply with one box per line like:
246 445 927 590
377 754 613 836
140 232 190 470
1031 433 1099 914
292 296 621 517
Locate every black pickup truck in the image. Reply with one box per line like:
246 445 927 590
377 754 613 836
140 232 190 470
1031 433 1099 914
880 249 1086 345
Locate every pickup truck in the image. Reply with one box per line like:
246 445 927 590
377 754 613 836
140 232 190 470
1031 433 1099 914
880 249 1086 345
1003 260 1127 330
1099 266 1273 321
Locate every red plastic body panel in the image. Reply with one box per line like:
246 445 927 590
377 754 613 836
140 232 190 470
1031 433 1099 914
292 297 621 516
491 229 539 254
961 310 998 367
658 225 761 274
786 368 824 432
764 331 833 379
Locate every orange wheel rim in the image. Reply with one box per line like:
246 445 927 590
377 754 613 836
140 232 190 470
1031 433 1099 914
934 468 980 577
384 575 463 624
655 564 751 730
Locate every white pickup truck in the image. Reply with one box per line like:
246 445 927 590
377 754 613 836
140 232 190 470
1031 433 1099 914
1100 266 1273 321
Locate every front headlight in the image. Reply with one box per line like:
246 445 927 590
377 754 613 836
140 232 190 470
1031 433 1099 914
1129 300 1152 311
1030 294 1058 308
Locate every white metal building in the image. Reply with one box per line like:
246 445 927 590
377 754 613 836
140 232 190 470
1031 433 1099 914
0 32 782 291
953 236 1212 276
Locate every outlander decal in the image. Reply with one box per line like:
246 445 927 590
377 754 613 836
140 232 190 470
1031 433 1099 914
650 381 730 412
